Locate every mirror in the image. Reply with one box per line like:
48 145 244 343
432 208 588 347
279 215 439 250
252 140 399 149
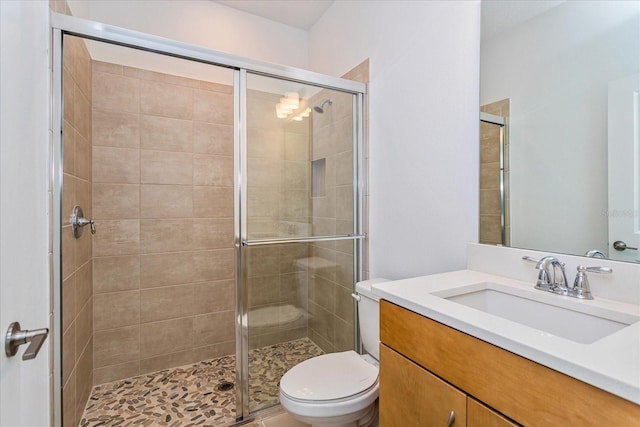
480 0 640 263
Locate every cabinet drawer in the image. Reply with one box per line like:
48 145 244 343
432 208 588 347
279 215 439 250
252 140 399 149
380 300 640 426
380 344 466 427
468 397 519 427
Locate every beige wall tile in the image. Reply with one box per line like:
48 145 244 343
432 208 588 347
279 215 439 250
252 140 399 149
93 146 140 184
75 137 92 182
75 338 93 419
139 349 197 375
140 219 193 253
193 311 234 346
248 275 280 307
140 115 193 152
192 218 234 249
63 120 75 174
193 89 233 124
193 155 233 186
62 323 75 386
334 316 354 352
192 280 234 315
480 136 500 163
140 80 193 119
93 361 140 386
140 285 194 323
63 68 75 126
140 252 195 288
74 89 91 140
140 150 192 185
335 150 353 186
93 255 140 294
199 81 233 94
140 317 193 358
93 183 140 220
124 67 200 88
308 301 335 344
309 276 335 312
62 275 76 332
193 186 233 218
94 290 140 331
75 260 92 309
191 340 235 361
193 249 235 282
284 132 308 161
479 188 501 215
280 272 303 305
247 157 279 188
92 110 140 148
92 220 139 257
335 186 353 221
75 299 92 360
480 162 500 190
76 225 92 267
62 369 76 427
93 72 140 113
140 185 192 219
94 325 140 368
63 174 75 226
92 60 123 76
193 122 233 155
62 226 76 279
479 215 502 245
279 244 310 274
76 178 92 218
246 246 279 278
335 285 354 324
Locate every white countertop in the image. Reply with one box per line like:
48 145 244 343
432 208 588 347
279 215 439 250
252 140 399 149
372 269 640 405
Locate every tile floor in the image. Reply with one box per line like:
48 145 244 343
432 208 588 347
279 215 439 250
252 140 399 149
80 338 322 426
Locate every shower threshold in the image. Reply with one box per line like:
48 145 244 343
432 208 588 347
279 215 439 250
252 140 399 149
80 337 323 426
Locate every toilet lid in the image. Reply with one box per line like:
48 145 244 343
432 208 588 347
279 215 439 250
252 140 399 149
280 351 378 401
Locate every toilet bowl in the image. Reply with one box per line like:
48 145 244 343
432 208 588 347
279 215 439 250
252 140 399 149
279 279 387 427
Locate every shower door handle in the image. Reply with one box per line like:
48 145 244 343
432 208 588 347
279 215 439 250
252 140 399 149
5 322 49 360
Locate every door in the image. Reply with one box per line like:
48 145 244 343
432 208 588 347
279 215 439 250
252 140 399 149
0 1 52 425
608 74 640 262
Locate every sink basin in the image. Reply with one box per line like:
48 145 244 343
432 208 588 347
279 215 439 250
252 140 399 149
434 283 640 344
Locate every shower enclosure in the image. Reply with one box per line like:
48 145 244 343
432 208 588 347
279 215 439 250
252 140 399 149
52 13 365 426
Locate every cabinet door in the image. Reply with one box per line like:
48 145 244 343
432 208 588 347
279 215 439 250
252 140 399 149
380 344 466 427
468 398 519 427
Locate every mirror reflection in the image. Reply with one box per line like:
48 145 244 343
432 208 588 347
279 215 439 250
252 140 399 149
480 0 640 263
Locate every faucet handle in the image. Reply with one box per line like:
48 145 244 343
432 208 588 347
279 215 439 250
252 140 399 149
573 265 613 300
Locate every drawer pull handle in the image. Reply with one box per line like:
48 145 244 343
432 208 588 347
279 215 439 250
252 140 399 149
446 410 455 427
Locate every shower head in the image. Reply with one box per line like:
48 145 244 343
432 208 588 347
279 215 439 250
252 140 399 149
313 99 333 114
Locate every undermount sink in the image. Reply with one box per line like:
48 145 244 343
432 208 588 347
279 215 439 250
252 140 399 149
434 283 640 344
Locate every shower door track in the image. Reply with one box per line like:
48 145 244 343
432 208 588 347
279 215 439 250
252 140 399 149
51 12 366 427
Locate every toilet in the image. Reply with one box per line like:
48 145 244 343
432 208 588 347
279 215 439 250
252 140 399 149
279 278 387 427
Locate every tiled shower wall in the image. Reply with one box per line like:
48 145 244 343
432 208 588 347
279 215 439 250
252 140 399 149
245 89 311 349
61 35 94 427
479 98 510 245
90 61 236 384
305 59 370 353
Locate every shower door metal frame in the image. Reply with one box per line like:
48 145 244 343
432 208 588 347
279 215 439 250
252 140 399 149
51 12 366 426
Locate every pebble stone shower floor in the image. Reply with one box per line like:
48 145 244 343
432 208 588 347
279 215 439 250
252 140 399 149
80 338 324 427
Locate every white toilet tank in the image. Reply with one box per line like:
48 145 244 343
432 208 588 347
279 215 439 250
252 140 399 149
355 279 388 361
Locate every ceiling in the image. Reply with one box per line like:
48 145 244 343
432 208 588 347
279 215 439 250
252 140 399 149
212 0 563 39
481 0 564 41
213 0 334 30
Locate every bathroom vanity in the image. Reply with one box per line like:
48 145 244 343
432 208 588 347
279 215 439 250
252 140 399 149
374 269 640 426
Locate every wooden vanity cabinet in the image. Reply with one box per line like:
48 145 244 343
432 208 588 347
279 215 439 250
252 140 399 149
379 300 640 426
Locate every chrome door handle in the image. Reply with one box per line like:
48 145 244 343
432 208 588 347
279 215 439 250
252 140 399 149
5 322 49 360
613 240 637 251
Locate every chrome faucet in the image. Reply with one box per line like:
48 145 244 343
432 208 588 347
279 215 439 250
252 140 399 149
534 256 568 292
522 256 613 300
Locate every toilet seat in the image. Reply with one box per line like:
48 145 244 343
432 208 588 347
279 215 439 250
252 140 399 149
280 351 378 402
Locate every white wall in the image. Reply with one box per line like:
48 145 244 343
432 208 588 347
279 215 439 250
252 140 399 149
68 0 309 69
0 1 52 425
309 1 481 279
481 1 640 256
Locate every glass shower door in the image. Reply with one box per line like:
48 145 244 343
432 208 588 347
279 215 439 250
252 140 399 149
239 72 363 415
